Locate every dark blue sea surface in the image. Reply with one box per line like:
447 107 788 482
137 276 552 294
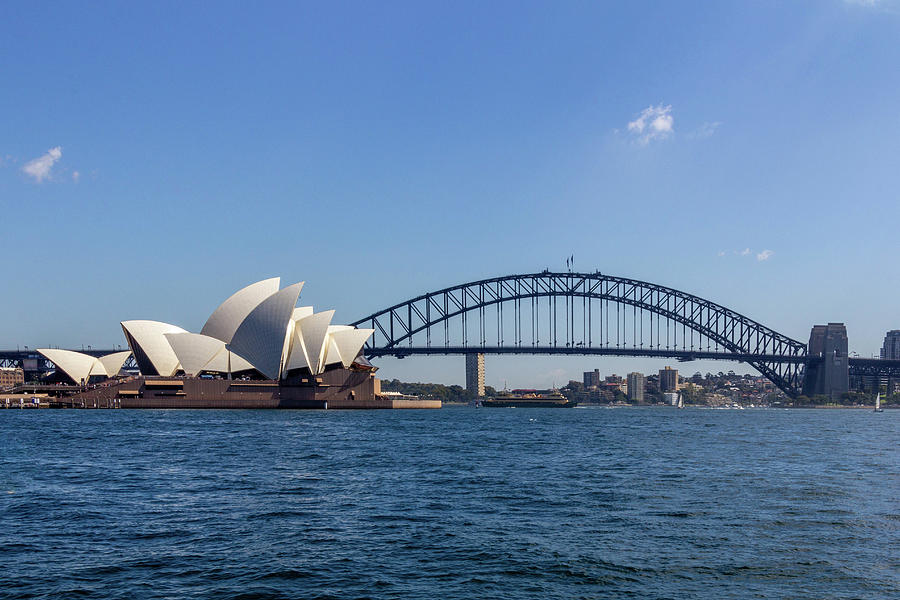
1 407 898 599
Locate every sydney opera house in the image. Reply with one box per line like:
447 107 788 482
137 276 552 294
35 278 427 408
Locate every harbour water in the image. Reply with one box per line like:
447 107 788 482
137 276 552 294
1 408 898 599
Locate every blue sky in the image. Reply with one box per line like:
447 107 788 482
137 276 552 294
2 1 899 387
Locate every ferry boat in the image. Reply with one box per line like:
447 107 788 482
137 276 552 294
481 389 577 408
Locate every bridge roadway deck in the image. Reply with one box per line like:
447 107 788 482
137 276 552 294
4 348 900 381
847 357 900 378
366 346 811 363
369 346 900 369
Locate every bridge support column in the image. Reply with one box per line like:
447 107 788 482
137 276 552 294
466 353 485 397
802 323 849 400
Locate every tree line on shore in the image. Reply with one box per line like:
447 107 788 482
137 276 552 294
381 372 896 406
379 379 496 403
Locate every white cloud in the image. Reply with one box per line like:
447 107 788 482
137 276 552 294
627 104 674 144
690 121 722 139
72 171 80 183
844 0 900 11
721 248 775 261
22 147 62 183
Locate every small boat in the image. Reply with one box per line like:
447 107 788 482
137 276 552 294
676 393 684 409
875 392 883 413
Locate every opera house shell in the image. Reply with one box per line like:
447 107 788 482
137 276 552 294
35 348 132 386
40 278 374 386
120 278 374 381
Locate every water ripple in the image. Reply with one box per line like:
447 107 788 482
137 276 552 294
1 408 898 599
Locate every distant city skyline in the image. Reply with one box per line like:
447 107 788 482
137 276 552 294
2 1 899 388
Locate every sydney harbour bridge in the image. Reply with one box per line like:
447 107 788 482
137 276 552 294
349 271 900 398
3 271 899 398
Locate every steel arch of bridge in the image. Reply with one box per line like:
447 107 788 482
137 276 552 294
351 271 809 397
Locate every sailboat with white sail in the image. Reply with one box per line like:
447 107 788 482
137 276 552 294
874 392 883 413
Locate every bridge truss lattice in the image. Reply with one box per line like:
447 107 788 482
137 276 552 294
351 271 809 397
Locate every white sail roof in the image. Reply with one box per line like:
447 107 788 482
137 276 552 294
121 320 188 377
292 306 314 321
164 333 225 377
108 277 371 381
323 325 352 366
89 360 108 378
329 328 375 368
37 348 132 383
36 349 99 385
164 333 256 376
281 307 313 375
97 351 132 377
324 337 345 367
292 310 335 375
285 326 310 372
227 282 303 380
202 347 255 374
201 278 280 344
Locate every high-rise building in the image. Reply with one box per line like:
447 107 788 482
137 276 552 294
659 366 678 393
627 372 645 402
583 369 600 388
881 330 900 360
466 353 485 397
